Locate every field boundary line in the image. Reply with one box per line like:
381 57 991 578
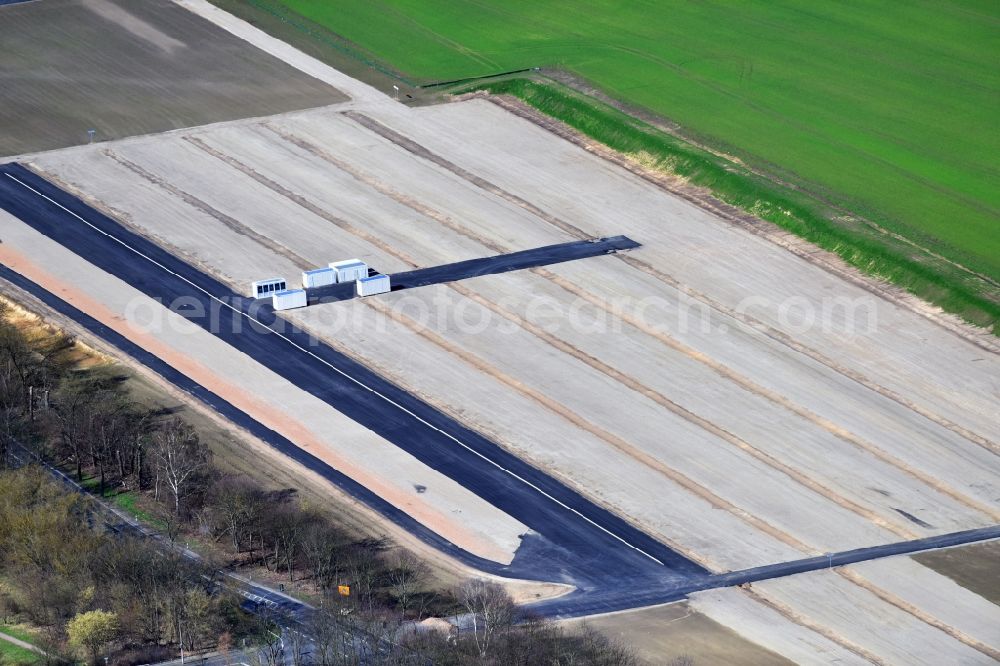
741 587 885 665
613 254 999 456
260 123 511 255
482 93 1000 355
540 269 1000 516
182 134 423 270
342 110 594 241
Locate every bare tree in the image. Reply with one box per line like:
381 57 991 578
386 550 429 617
152 419 210 516
52 374 99 481
458 579 516 660
267 502 318 581
285 626 311 666
209 476 266 562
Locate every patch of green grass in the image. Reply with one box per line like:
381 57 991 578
111 491 157 525
0 626 36 646
0 638 39 666
74 476 166 528
258 0 1000 323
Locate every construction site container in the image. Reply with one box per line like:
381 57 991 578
301 267 337 289
272 289 307 311
330 259 368 283
356 274 390 297
250 277 286 299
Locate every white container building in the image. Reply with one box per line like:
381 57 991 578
356 274 390 297
272 288 308 311
330 259 368 283
301 267 337 289
250 277 287 299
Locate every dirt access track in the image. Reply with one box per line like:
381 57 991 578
0 0 345 157
0 0 998 663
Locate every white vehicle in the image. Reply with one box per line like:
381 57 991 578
301 267 337 289
356 274 390 297
250 277 286 299
330 259 368 283
272 288 307 311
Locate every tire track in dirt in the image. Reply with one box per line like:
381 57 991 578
542 270 1000 520
837 569 1000 661
339 112 997 455
342 111 594 241
259 126 995 521
741 587 885 665
182 135 422 271
615 253 999 457
361 294 817 558
450 282 919 540
101 149 313 271
261 122 511 255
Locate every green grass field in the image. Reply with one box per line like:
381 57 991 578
265 0 999 284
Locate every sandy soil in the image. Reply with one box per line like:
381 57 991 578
563 601 795 666
914 540 1000 605
0 0 345 157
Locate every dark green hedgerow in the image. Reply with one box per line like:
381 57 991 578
470 79 999 334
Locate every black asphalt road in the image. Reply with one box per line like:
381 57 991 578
307 236 639 304
0 163 706 599
526 523 1000 618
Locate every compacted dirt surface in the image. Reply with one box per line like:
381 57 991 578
0 1 997 663
0 0 345 157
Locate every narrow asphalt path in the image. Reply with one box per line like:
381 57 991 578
0 163 705 598
307 235 639 304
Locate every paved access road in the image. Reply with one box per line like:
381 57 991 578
308 235 639 304
0 163 706 600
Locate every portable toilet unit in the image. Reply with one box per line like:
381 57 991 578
250 277 287 299
330 259 368 283
272 288 308 311
301 267 337 289
356 274 390 297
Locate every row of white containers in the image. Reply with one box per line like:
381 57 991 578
301 259 369 289
251 259 391 311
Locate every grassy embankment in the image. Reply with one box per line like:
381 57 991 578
224 0 1000 332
